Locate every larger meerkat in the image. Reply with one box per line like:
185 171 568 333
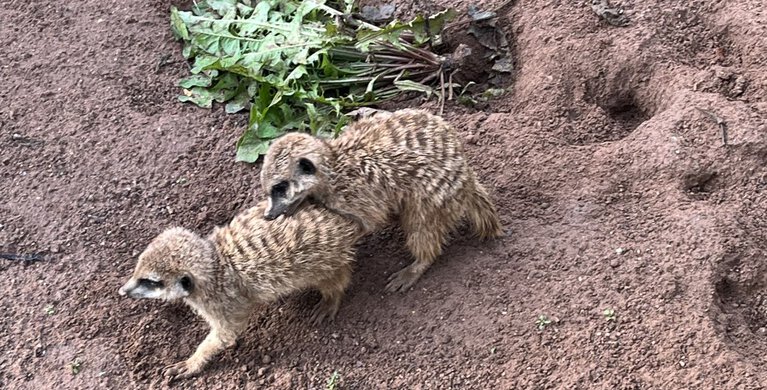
260 108 504 292
118 201 361 381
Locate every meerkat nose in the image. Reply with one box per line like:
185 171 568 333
118 280 135 296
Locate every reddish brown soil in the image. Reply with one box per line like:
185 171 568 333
2 0 767 388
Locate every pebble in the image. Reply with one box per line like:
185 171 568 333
257 367 268 377
331 333 340 339
261 354 271 365
609 258 620 268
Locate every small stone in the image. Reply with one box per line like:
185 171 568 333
241 365 248 373
757 327 767 335
360 347 367 354
466 134 479 145
331 333 340 339
257 367 268 377
261 355 271 365
609 258 620 268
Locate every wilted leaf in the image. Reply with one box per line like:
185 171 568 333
492 56 514 73
590 0 630 27
360 4 396 23
394 80 434 97
467 5 496 22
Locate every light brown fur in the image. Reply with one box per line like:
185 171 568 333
259 109 504 292
118 201 361 381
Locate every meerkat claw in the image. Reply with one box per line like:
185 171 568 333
385 268 420 293
164 361 196 382
309 301 338 325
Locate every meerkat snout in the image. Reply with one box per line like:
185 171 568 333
260 133 327 219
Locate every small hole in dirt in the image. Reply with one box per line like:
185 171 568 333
711 253 767 362
714 277 736 301
681 171 719 199
594 89 652 134
565 74 654 145
602 98 648 132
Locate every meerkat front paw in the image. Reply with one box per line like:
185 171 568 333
164 360 202 382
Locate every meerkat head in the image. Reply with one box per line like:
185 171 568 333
119 227 214 301
260 132 328 220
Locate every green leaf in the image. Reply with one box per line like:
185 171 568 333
226 90 250 113
191 55 220 73
286 65 308 81
170 7 189 40
207 0 237 17
178 87 214 108
178 74 213 88
235 136 271 162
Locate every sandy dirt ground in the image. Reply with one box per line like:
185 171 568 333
1 0 766 388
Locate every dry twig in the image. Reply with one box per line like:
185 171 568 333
695 107 729 146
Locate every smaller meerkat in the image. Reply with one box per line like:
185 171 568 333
118 201 361 381
259 109 504 293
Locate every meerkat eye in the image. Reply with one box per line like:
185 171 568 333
297 158 316 175
271 181 289 197
179 276 194 293
138 278 164 289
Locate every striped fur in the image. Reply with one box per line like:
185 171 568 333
118 201 361 381
259 109 504 293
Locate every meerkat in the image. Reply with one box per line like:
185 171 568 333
118 201 361 381
259 108 504 293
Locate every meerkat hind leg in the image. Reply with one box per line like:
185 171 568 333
387 202 460 292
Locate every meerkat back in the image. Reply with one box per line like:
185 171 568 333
259 109 504 292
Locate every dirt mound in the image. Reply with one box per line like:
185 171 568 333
1 0 766 388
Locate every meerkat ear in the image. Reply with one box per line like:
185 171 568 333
297 157 317 175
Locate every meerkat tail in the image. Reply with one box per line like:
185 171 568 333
465 174 504 240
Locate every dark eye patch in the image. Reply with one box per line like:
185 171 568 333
297 158 316 175
138 278 164 289
271 181 289 197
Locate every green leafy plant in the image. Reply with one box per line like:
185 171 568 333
326 369 340 390
603 308 616 322
535 314 552 330
69 358 83 375
170 0 457 162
